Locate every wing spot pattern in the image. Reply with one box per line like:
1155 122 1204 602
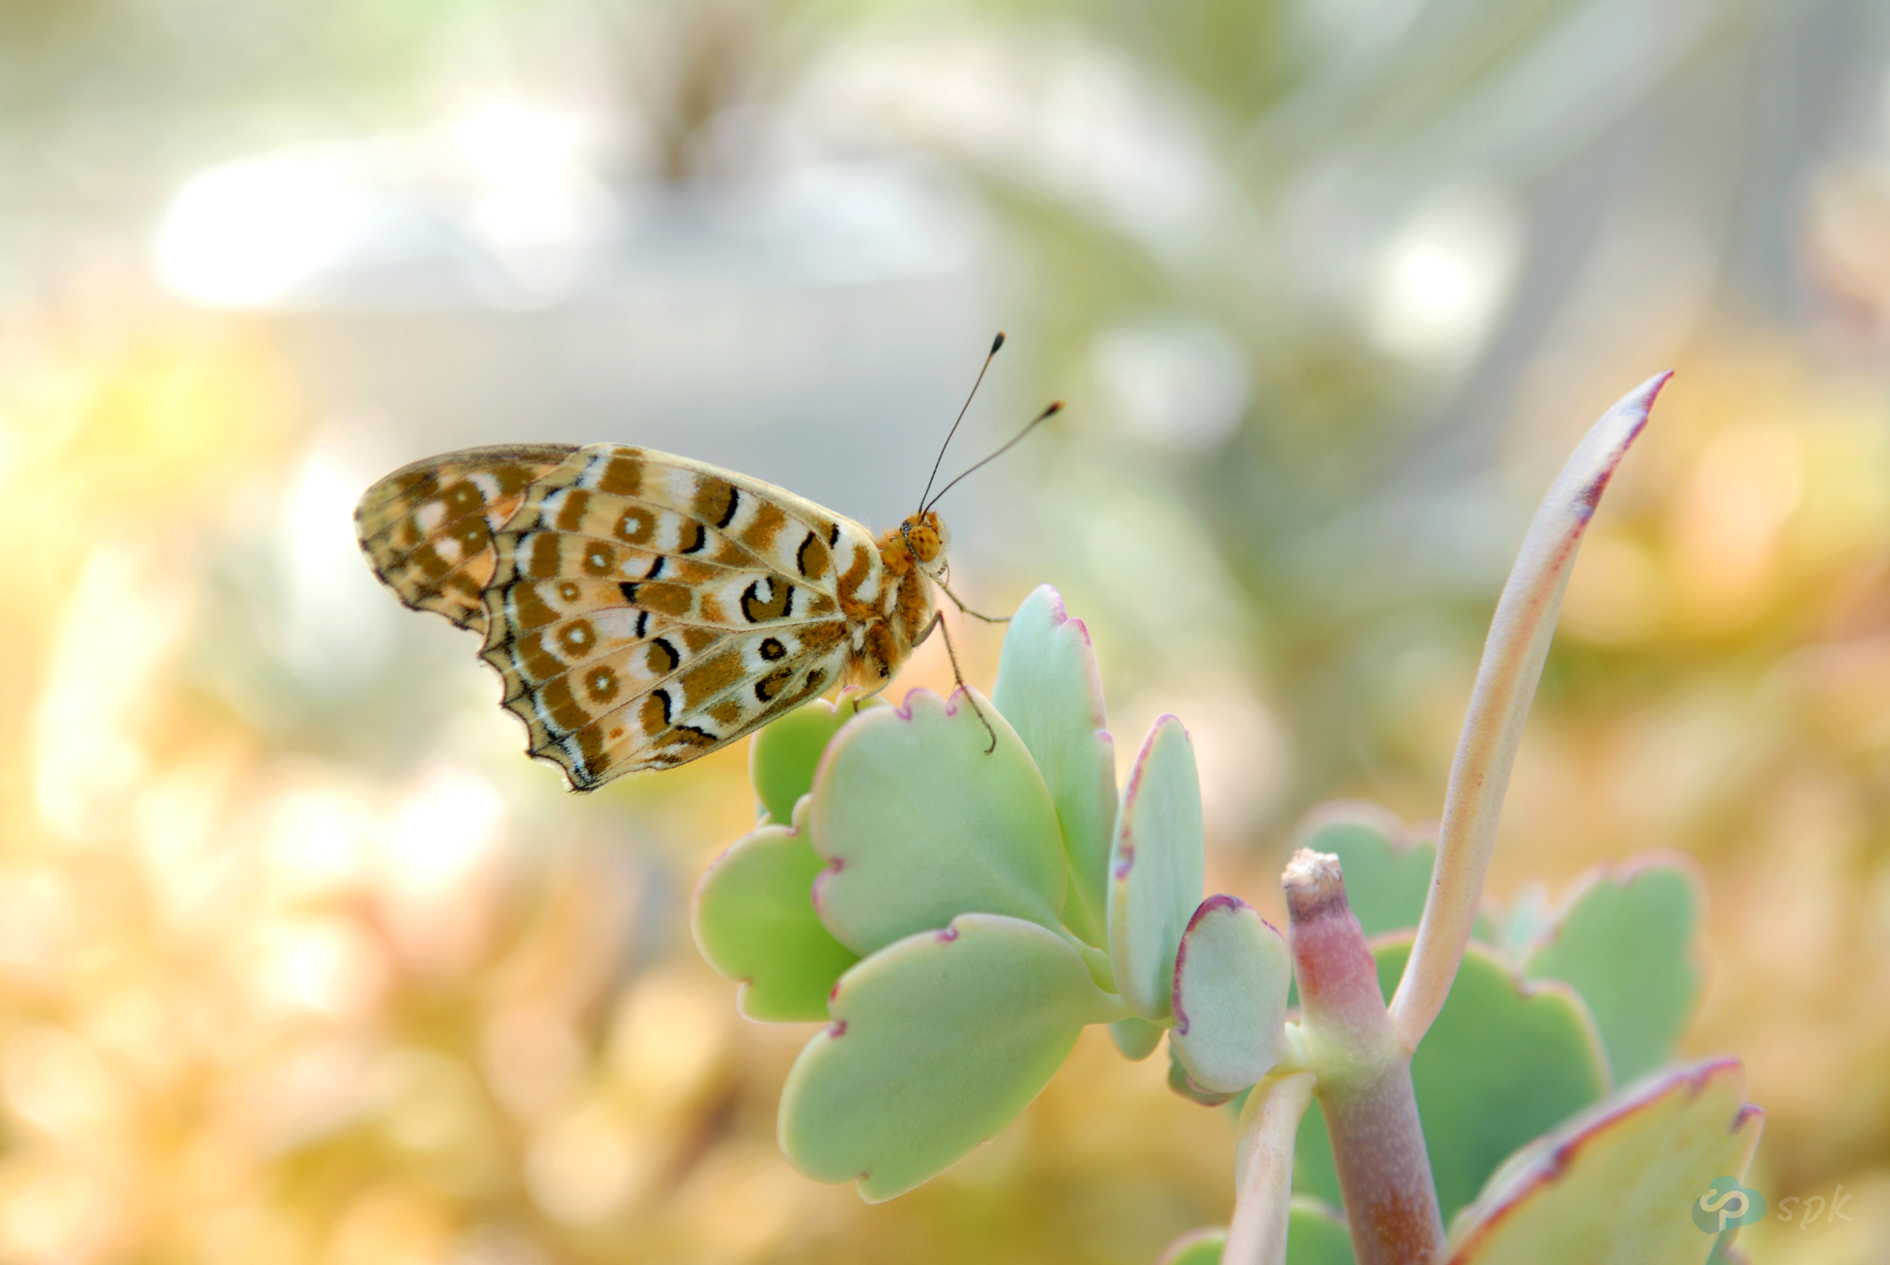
647 638 681 674
528 535 561 578
755 667 794 702
555 489 590 532
586 665 619 703
597 454 643 496
557 620 595 657
796 530 829 579
617 506 655 544
696 480 740 530
741 577 793 622
582 543 615 575
441 481 484 516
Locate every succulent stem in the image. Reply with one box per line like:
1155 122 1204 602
1224 1071 1317 1265
1286 850 1443 1265
1390 373 1669 1053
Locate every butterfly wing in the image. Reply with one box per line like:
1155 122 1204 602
479 444 886 789
355 444 579 634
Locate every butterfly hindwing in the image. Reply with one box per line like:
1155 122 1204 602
354 443 578 634
496 622 852 787
476 444 881 788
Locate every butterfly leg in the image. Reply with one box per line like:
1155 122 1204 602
920 611 999 754
936 577 1010 624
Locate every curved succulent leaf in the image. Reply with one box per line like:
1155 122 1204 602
1394 373 1668 1051
993 584 1119 946
1445 1060 1762 1265
1108 716 1206 1020
1165 1037 1240 1106
1170 896 1289 1093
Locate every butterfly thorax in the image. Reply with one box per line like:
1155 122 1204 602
843 510 945 690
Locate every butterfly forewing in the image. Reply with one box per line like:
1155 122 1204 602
475 444 880 789
354 443 578 633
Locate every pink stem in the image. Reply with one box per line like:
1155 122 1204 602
1286 851 1442 1265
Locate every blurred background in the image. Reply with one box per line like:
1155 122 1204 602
3 0 1890 1260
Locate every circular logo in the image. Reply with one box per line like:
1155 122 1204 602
1693 1177 1766 1233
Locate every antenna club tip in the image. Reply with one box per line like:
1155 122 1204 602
1044 400 1064 416
991 332 1006 353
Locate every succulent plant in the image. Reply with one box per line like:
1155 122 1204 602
691 375 1764 1265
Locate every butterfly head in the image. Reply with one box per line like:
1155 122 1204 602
895 510 950 578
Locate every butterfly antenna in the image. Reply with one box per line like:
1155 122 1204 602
923 400 1063 514
917 331 1006 516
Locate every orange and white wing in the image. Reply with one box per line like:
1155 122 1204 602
479 444 885 789
354 444 578 634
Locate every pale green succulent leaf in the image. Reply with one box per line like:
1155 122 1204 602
1109 1015 1165 1061
1524 859 1702 1084
1296 808 1499 942
1165 1037 1239 1106
1293 938 1609 1223
1108 716 1206 1020
1445 1059 1762 1265
1289 1196 1357 1265
1149 1199 1352 1265
1298 808 1435 938
691 798 860 1022
778 912 1122 1202
750 690 882 824
1170 896 1289 1093
1293 1097 1342 1208
808 688 1066 956
1154 1227 1226 1265
1386 937 1610 1223
993 584 1119 946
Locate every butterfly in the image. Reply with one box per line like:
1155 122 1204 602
354 337 1057 791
